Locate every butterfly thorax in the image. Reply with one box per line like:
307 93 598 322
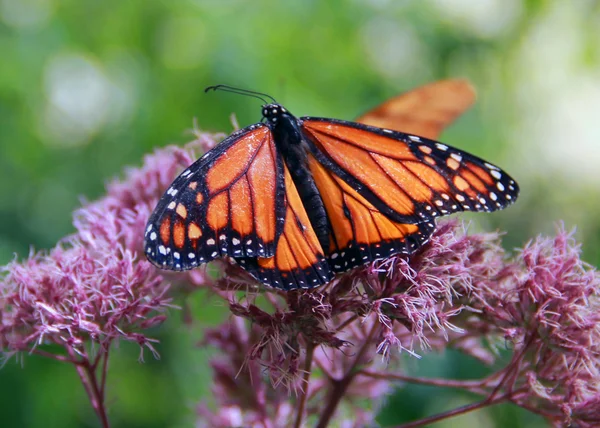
263 104 331 254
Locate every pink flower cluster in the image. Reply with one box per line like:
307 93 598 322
1 140 207 359
0 129 220 425
1 126 599 428
197 218 600 427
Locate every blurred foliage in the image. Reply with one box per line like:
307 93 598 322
1 0 598 426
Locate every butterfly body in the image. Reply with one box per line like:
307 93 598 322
145 93 519 290
263 104 332 253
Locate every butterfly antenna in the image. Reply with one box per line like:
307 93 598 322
205 85 277 104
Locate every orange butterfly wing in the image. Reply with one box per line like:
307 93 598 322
145 124 333 289
301 119 518 225
356 79 476 140
236 164 333 289
145 125 286 269
298 79 477 272
307 153 434 272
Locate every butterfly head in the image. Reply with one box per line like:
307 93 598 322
262 103 290 125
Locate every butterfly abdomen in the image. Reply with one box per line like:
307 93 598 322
284 156 330 253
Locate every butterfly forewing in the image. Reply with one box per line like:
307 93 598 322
144 124 286 270
404 135 519 214
301 118 519 222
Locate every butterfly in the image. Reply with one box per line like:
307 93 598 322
144 82 518 290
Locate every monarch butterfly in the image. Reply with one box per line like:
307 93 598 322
144 82 518 290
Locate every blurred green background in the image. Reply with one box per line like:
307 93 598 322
1 0 599 426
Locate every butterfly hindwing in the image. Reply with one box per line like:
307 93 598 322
144 124 286 270
235 161 333 289
301 118 519 222
307 153 435 273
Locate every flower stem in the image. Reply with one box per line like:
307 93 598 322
31 348 75 363
316 323 379 428
293 342 315 428
335 314 360 332
69 347 110 428
359 370 488 392
486 335 533 402
316 374 355 428
99 345 110 403
396 392 511 428
85 363 111 428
